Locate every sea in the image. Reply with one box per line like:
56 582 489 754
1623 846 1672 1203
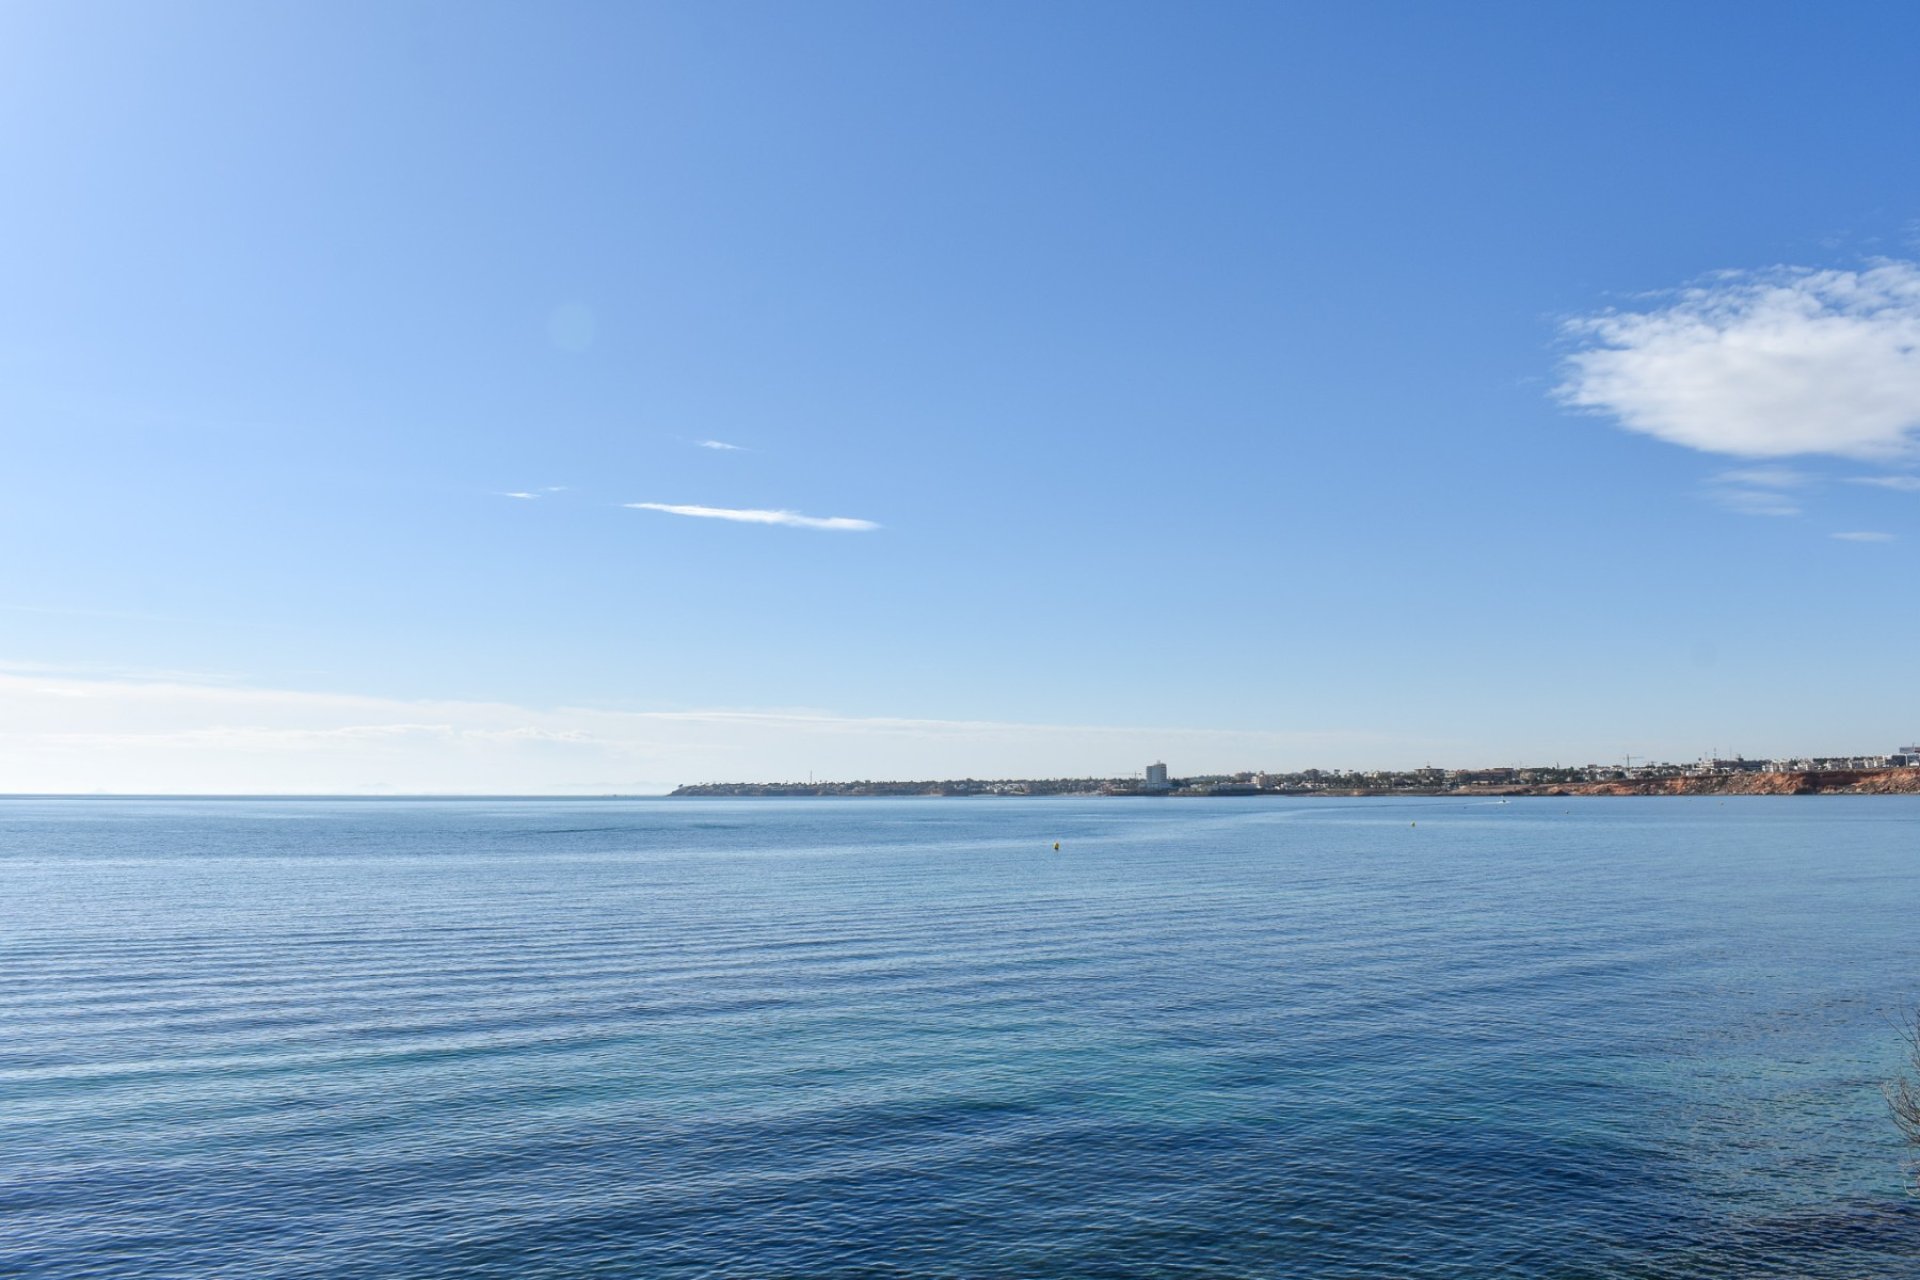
3 796 1918 1278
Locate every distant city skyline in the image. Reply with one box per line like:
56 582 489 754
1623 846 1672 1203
4 2 1919 793
668 746 1920 799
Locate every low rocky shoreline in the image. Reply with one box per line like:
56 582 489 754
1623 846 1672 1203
1541 766 1920 796
673 767 1920 798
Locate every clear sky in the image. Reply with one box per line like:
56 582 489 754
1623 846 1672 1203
5 1 1920 792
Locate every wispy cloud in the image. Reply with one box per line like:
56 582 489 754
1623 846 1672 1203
697 439 746 452
1560 260 1920 459
0 657 244 683
1849 474 1920 491
626 502 879 532
1715 466 1810 490
1831 530 1895 542
0 668 1401 794
501 491 540 500
1709 487 1801 517
1703 467 1804 517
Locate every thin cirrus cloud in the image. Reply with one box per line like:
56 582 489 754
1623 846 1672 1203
1708 486 1801 518
697 439 746 451
1849 474 1920 491
1716 466 1810 490
626 502 879 532
1704 467 1804 517
1560 260 1920 460
1830 530 1895 542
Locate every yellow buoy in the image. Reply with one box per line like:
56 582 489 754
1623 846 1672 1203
1052 841 1060 851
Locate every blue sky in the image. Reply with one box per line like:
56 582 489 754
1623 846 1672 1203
4 1 1919 791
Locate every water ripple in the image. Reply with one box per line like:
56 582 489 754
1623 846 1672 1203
3 796 1918 1278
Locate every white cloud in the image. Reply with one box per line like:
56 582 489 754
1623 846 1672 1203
0 667 1396 794
1830 530 1895 542
501 491 540 500
697 439 745 451
1714 466 1811 489
1849 474 1920 491
1561 261 1920 459
1702 467 1804 517
627 502 879 532
1709 487 1801 517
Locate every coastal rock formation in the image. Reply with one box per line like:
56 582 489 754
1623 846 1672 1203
1553 767 1920 797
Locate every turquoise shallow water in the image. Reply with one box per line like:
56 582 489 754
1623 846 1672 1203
3 795 1918 1278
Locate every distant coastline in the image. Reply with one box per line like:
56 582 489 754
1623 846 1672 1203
671 766 1920 799
1543 766 1920 796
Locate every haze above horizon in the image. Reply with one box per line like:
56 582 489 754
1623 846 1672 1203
5 1 1919 794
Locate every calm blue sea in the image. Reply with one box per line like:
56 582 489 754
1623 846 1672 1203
3 796 1918 1278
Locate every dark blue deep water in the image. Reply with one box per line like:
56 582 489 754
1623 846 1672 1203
4 796 1919 1278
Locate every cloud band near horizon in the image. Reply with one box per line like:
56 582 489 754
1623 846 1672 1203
0 664 1403 794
